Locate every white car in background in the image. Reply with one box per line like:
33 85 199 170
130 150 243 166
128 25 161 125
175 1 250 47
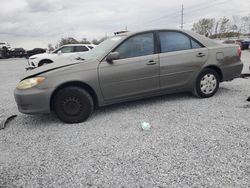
0 42 11 49
27 44 96 69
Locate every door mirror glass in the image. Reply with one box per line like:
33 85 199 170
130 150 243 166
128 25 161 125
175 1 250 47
106 52 120 63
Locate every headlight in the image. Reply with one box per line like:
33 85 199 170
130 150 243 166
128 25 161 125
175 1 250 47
17 77 45 90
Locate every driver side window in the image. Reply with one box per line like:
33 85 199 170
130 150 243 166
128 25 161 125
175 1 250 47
115 33 154 59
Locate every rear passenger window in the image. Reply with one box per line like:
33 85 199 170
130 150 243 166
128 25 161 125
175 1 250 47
191 39 203 49
75 46 89 52
159 32 191 52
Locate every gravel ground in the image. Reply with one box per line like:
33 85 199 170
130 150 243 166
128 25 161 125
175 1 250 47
0 53 250 187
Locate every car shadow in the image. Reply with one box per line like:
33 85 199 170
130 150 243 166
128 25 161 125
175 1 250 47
93 92 193 116
17 87 238 126
94 86 242 117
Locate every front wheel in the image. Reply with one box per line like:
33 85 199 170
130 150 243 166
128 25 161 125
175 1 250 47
53 87 94 123
193 68 220 98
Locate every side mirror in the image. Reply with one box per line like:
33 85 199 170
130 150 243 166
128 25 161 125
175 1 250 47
106 52 120 63
57 50 62 55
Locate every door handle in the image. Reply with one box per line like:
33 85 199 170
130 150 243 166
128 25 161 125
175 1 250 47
146 60 157 65
196 52 206 57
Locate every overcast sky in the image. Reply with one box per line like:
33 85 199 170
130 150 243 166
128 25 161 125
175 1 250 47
0 0 249 49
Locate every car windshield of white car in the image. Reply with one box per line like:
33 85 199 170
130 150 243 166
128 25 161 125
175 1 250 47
83 36 125 60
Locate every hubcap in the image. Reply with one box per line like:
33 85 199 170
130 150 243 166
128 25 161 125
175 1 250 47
62 97 82 116
200 74 217 95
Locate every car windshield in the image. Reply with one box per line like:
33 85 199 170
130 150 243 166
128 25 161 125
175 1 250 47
83 36 125 60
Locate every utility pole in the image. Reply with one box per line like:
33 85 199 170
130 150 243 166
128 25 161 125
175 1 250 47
181 4 184 29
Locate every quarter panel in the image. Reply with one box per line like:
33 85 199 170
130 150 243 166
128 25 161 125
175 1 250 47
205 45 243 81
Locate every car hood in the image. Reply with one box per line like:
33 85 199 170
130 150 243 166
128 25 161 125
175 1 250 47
21 60 85 80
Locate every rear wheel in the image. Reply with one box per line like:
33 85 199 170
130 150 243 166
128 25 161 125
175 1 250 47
53 87 94 123
193 68 219 98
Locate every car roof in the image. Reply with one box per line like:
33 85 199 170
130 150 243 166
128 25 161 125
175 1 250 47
115 29 219 47
62 44 94 47
115 29 186 36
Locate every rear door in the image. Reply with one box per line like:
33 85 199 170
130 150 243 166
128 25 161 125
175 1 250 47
158 31 208 90
99 32 160 100
74 45 89 55
73 45 90 60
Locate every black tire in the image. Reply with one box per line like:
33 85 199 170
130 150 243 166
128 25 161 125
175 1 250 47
38 60 52 67
193 68 220 98
53 87 94 123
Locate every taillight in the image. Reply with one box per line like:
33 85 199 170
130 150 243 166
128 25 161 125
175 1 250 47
237 46 242 59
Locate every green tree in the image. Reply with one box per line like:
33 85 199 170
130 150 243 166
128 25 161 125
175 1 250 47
91 39 99 45
80 38 91 44
91 36 108 45
241 14 250 34
47 43 54 52
219 17 230 33
192 18 215 36
56 37 79 48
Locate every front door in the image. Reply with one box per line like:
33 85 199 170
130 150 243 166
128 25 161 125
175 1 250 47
99 32 160 101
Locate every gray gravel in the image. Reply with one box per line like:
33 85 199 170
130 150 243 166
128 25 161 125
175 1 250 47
241 50 250 74
0 54 250 187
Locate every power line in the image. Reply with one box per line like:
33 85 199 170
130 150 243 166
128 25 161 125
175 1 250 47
130 11 180 28
124 2 221 29
110 0 235 33
129 0 227 29
181 4 184 29
184 0 231 26
184 0 231 28
184 0 229 17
